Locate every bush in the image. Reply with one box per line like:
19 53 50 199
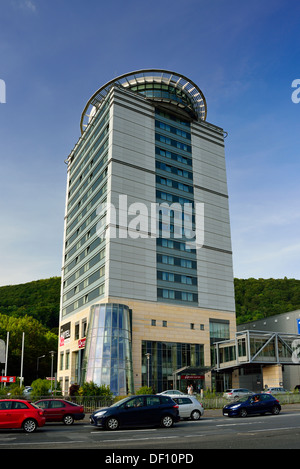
79 381 113 399
135 386 153 395
31 379 51 397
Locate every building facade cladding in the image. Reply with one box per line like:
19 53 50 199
57 70 236 395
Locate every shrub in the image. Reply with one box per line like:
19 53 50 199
135 386 153 395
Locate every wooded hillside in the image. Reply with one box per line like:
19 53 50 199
234 277 300 324
0 276 300 329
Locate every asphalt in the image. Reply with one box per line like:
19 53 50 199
82 402 300 422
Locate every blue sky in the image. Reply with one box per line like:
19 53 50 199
0 0 300 286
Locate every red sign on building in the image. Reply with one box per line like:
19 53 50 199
78 338 86 349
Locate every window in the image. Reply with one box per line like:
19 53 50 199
151 319 156 326
65 351 70 370
162 272 174 282
162 321 168 327
162 289 175 299
190 323 195 330
146 396 160 406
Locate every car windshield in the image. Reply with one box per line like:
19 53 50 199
110 397 131 407
232 396 250 404
30 403 41 409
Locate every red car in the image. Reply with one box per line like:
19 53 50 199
35 399 85 425
0 399 46 433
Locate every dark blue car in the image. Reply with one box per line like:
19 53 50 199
223 393 281 418
90 394 180 430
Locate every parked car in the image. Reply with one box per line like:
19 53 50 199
90 394 180 430
172 395 204 420
34 399 85 425
223 393 281 418
223 388 254 400
22 386 33 396
265 387 290 394
0 399 46 433
157 390 186 396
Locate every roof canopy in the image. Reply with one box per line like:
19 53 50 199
80 69 207 134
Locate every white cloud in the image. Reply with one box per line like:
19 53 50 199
10 0 37 13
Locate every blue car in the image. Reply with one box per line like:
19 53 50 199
223 393 281 418
90 394 180 430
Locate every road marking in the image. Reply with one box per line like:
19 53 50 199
0 440 86 446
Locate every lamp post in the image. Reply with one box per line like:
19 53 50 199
37 355 45 379
145 353 151 388
49 351 55 395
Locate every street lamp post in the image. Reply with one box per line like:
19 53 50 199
37 355 45 379
49 351 55 395
145 353 151 388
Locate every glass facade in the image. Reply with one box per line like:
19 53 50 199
142 340 204 392
81 304 134 395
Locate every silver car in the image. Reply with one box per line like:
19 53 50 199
158 390 186 396
223 388 253 400
172 395 204 420
266 387 290 394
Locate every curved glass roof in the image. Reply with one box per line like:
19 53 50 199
80 69 207 134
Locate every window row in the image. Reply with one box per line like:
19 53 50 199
63 251 105 288
151 320 204 330
157 270 197 286
156 190 193 206
63 266 105 302
155 120 191 140
157 254 197 270
69 106 109 177
156 175 193 194
157 237 195 253
155 133 191 153
66 182 107 236
156 161 193 180
155 146 192 166
155 109 191 128
64 234 105 274
157 288 198 302
67 168 108 226
62 283 105 317
68 148 108 208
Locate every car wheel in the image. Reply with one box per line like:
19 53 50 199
271 405 280 415
105 417 120 431
63 414 74 425
191 410 201 420
161 415 174 428
239 408 248 418
23 419 37 433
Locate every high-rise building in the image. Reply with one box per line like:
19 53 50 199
57 70 236 395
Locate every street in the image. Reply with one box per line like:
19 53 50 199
0 405 300 451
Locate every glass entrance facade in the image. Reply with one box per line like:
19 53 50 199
142 340 204 392
81 303 134 395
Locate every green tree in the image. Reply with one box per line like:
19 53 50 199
31 379 51 397
0 314 58 384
